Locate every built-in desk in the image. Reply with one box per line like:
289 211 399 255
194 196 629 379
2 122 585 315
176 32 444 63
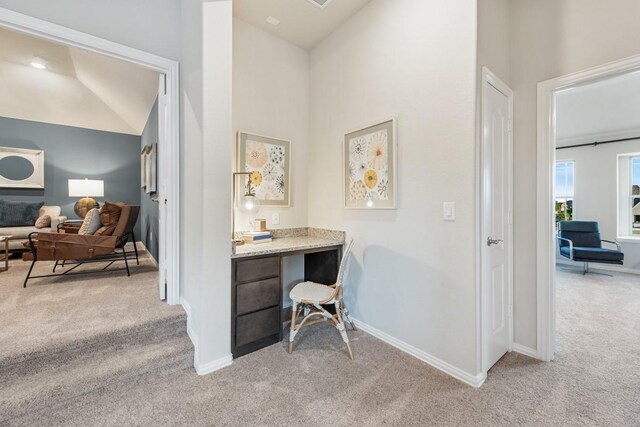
231 228 345 357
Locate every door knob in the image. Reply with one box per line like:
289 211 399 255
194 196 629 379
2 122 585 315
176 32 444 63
487 237 503 246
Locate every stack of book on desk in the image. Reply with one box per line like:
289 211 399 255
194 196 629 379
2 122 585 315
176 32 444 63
242 231 272 244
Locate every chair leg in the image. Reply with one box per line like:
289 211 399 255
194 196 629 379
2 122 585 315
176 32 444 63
122 247 131 276
335 301 354 360
131 232 140 265
288 303 298 354
342 301 357 331
583 262 588 275
24 260 36 288
53 260 59 273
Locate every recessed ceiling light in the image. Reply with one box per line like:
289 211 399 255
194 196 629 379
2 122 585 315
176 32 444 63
266 16 280 26
30 61 46 70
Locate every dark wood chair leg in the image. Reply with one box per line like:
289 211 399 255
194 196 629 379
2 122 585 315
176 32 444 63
53 260 59 273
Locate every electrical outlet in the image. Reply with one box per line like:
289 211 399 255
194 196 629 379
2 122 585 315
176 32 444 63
272 212 280 225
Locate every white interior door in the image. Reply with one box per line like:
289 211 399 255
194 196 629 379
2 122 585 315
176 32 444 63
157 74 168 300
481 69 513 373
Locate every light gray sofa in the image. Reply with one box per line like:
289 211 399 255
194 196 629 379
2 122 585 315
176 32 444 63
1 205 67 250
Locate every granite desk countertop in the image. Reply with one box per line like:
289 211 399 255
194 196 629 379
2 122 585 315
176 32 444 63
231 228 345 259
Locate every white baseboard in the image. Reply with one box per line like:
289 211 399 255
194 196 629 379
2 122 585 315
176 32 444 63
181 297 233 375
135 241 158 267
195 354 233 375
556 260 640 275
352 318 486 388
181 298 199 367
512 343 538 359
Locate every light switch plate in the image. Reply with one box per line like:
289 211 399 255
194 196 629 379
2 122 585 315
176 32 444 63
272 212 280 225
443 202 455 221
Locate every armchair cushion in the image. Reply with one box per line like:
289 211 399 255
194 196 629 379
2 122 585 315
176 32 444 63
95 202 122 236
560 246 624 262
558 221 602 248
34 232 118 261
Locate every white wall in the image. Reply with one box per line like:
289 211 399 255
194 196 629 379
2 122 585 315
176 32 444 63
180 0 233 371
510 0 640 349
477 0 511 85
0 0 181 61
232 18 310 232
308 0 479 376
556 139 640 272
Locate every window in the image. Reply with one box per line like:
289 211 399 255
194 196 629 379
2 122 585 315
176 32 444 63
630 157 640 235
617 154 640 239
555 161 574 222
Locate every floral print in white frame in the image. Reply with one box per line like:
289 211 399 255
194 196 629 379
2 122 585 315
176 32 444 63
344 118 397 209
237 132 291 207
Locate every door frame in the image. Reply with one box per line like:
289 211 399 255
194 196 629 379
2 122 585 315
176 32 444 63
536 54 640 362
0 7 181 305
479 67 514 375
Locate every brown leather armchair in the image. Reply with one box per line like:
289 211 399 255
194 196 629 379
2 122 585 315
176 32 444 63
22 204 140 287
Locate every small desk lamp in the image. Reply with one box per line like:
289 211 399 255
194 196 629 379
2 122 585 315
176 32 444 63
232 171 261 245
68 178 104 218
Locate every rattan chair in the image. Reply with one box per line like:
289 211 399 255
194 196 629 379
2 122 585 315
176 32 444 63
288 239 356 359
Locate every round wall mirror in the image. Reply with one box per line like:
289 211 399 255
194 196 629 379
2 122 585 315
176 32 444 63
0 155 35 181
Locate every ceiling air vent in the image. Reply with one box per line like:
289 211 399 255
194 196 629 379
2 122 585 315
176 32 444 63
306 0 333 9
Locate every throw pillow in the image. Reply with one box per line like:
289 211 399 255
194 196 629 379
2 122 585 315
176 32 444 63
78 208 102 235
35 214 51 229
94 202 122 236
0 200 45 227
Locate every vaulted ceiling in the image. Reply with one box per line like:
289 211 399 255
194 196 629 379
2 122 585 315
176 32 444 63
0 27 159 136
233 0 373 50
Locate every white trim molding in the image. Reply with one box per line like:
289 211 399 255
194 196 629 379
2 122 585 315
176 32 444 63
512 343 539 359
353 318 486 388
0 7 181 307
196 355 233 376
182 298 233 375
537 53 640 363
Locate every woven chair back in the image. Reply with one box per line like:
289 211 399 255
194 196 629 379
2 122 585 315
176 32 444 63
336 238 355 289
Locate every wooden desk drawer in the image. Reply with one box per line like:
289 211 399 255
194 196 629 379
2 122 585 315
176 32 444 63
235 256 280 283
236 277 280 315
236 306 280 347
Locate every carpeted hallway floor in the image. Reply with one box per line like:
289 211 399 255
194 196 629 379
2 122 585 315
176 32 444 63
1 258 639 426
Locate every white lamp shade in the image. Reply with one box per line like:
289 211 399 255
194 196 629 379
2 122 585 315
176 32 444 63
68 179 104 197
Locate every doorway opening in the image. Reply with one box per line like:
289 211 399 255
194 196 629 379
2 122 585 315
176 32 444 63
0 7 180 305
537 54 640 362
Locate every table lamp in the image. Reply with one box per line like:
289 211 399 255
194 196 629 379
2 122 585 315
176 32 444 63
68 178 104 218
232 171 261 245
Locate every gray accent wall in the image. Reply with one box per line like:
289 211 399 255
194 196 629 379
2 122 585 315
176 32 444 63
0 116 141 237
140 98 160 261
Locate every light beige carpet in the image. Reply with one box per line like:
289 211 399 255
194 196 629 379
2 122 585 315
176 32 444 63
1 259 639 426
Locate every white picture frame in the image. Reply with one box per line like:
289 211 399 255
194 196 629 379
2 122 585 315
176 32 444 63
140 145 149 189
0 146 45 189
145 143 157 194
343 118 398 209
237 131 291 207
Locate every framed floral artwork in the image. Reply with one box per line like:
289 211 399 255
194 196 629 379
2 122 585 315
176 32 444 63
237 132 291 207
343 118 397 209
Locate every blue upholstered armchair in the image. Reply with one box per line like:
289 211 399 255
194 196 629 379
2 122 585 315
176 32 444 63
557 221 624 274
